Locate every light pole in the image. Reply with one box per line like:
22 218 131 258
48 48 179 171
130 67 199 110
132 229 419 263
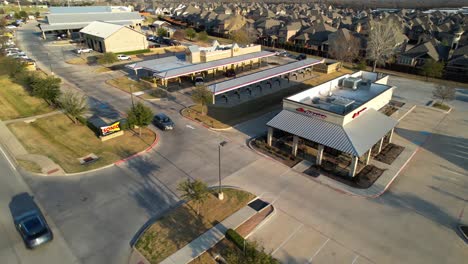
218 141 228 200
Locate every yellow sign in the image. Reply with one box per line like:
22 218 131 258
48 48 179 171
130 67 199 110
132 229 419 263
100 122 121 136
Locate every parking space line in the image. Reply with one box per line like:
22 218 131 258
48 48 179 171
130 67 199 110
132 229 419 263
307 238 330 263
271 223 303 255
351 255 359 264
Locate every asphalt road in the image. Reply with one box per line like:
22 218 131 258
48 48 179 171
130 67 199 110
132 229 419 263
6 22 467 264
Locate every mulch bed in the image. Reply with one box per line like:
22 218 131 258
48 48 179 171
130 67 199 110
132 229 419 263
389 100 405 108
373 143 405 165
251 137 302 168
303 161 385 189
381 105 399 116
236 205 274 237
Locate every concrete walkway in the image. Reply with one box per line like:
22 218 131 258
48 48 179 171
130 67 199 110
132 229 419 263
159 206 257 264
0 120 64 175
3 110 63 124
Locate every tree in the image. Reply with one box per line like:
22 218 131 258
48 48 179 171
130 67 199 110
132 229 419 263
432 85 456 104
421 59 444 81
366 20 404 72
19 10 28 20
224 240 279 264
191 85 212 116
97 52 118 64
197 31 209 42
31 76 62 105
35 11 40 18
157 27 168 37
185 28 196 41
59 90 88 124
145 16 154 25
177 179 210 215
126 101 153 136
14 12 21 20
328 31 361 62
230 28 255 45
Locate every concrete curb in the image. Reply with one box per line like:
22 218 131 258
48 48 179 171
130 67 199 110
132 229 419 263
114 132 160 166
424 103 452 114
179 107 233 131
244 204 277 240
246 137 418 199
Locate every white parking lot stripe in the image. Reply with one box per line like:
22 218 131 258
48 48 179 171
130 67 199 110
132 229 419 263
271 223 303 255
307 238 330 263
351 255 359 264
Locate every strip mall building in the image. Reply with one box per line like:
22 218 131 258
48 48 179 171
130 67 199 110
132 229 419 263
266 71 398 177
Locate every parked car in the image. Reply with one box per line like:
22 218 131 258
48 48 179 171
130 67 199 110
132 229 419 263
75 48 92 54
117 54 131 61
194 76 204 86
10 193 54 249
153 113 174 131
276 50 288 57
4 47 20 53
296 54 307 60
147 35 157 41
225 69 236 78
12 54 29 60
56 33 67 40
69 38 84 44
5 24 17 29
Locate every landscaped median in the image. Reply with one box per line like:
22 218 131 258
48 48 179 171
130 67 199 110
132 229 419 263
135 188 255 264
106 77 168 100
181 105 231 130
7 114 156 173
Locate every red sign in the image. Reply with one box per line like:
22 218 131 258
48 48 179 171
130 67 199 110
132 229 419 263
296 108 327 119
352 107 367 118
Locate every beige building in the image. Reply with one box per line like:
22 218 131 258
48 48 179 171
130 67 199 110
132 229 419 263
80 21 148 53
186 40 262 64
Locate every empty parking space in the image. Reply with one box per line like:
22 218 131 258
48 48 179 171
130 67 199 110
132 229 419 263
310 239 357 263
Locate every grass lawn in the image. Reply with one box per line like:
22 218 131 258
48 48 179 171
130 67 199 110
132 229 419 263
106 77 150 93
136 188 255 264
0 74 53 120
181 105 231 129
17 159 42 173
433 102 451 111
94 67 112 73
8 114 156 173
304 68 353 87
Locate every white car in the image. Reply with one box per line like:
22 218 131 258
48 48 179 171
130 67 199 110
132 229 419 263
6 51 25 57
13 54 29 60
76 48 92 54
117 55 131 61
5 25 17 29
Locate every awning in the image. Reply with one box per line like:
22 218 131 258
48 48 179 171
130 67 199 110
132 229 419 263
266 109 398 156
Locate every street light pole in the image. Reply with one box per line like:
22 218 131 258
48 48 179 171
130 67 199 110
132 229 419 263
218 141 228 200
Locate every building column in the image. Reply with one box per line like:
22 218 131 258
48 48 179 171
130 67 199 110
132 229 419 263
377 137 384 153
292 135 299 156
316 144 324 165
388 128 394 143
42 31 46 39
349 155 359 177
365 149 372 165
267 127 273 146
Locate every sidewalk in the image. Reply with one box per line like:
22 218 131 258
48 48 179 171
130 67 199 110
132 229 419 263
153 206 257 264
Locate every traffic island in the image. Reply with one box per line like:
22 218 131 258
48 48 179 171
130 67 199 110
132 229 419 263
134 188 255 264
7 114 156 173
181 105 231 130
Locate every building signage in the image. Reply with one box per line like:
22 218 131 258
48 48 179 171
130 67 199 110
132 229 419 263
296 108 327 119
352 107 367 119
100 121 121 136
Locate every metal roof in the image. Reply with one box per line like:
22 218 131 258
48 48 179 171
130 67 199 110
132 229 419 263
153 51 275 79
49 6 112 14
126 55 191 72
208 58 322 95
267 109 398 156
79 21 142 39
45 12 142 25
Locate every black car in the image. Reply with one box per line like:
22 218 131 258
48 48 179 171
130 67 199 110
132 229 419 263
10 193 53 249
225 69 236 78
153 113 174 130
296 54 307 60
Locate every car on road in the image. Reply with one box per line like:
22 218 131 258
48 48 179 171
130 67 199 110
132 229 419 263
117 54 131 61
153 113 174 130
10 193 54 249
225 69 236 78
75 48 92 54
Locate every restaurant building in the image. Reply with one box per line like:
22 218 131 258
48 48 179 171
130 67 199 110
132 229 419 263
266 71 398 177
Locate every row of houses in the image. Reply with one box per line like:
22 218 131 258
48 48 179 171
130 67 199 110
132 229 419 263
142 2 467 81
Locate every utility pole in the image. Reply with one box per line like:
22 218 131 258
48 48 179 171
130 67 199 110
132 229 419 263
17 0 22 11
218 141 228 200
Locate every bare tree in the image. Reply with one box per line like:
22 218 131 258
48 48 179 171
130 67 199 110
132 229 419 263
432 85 456 104
230 28 256 45
59 90 88 124
366 20 404 72
328 31 361 62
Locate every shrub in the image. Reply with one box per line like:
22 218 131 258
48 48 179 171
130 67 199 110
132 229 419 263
118 49 150 56
226 229 245 249
98 52 118 64
76 115 87 125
